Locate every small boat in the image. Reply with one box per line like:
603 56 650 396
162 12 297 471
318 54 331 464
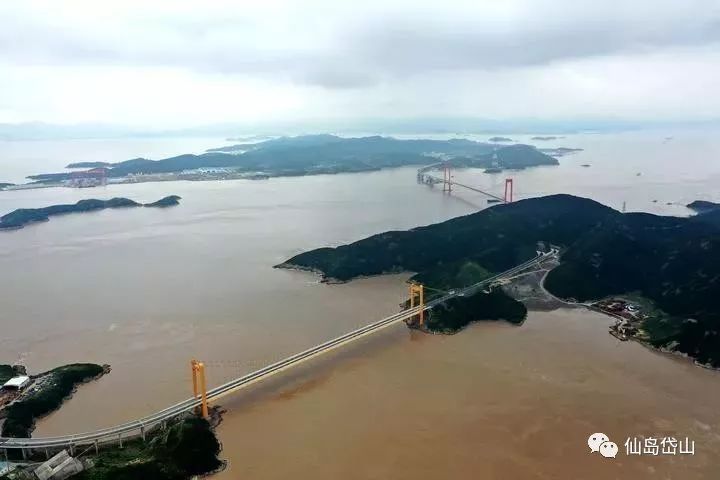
487 199 502 204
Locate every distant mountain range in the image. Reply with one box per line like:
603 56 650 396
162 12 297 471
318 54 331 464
687 200 720 214
2 117 713 140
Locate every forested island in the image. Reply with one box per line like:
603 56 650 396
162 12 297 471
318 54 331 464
25 135 565 185
539 147 584 156
0 183 14 190
0 195 181 230
453 144 558 170
0 363 109 438
279 194 720 367
425 288 528 333
687 200 720 214
0 363 224 480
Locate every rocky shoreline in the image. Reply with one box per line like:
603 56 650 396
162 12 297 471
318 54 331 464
606 316 720 372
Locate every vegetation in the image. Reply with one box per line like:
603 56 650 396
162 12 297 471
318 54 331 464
1 363 106 438
280 195 614 281
538 147 584 156
66 162 113 168
0 365 13 383
144 195 182 208
426 287 527 333
411 260 492 291
0 364 24 384
531 136 561 141
544 208 720 366
28 135 561 182
488 136 513 142
282 194 720 366
454 144 558 169
0 183 14 190
687 200 720 214
0 196 181 230
76 417 222 480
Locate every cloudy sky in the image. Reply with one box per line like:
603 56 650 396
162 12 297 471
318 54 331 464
1 0 720 129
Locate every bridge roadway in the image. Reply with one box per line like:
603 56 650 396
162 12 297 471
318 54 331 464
424 174 506 202
416 163 506 203
0 251 555 454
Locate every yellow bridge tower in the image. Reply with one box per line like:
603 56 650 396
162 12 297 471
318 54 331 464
408 282 425 326
190 359 209 418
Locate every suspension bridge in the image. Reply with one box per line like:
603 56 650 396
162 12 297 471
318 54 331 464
1 164 534 460
417 161 514 203
0 250 557 459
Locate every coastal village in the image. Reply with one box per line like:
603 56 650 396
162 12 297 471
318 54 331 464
592 298 648 341
1 167 270 192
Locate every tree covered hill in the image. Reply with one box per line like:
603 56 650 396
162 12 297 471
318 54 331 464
687 200 720 214
279 195 615 281
29 135 558 182
0 196 181 230
545 210 720 366
280 194 720 367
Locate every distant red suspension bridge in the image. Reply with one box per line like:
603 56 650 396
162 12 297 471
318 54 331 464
417 162 514 203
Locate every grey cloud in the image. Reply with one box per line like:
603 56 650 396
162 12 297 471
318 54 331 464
1 2 720 90
343 16 720 74
297 67 379 89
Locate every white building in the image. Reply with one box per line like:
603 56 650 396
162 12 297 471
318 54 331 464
34 450 85 480
2 375 30 390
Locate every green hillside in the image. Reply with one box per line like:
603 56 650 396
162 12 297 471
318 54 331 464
281 194 720 366
28 135 558 182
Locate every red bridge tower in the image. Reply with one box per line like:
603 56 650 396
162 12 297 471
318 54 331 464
504 178 514 203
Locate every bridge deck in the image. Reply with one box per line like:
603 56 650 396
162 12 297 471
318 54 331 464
423 174 506 202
